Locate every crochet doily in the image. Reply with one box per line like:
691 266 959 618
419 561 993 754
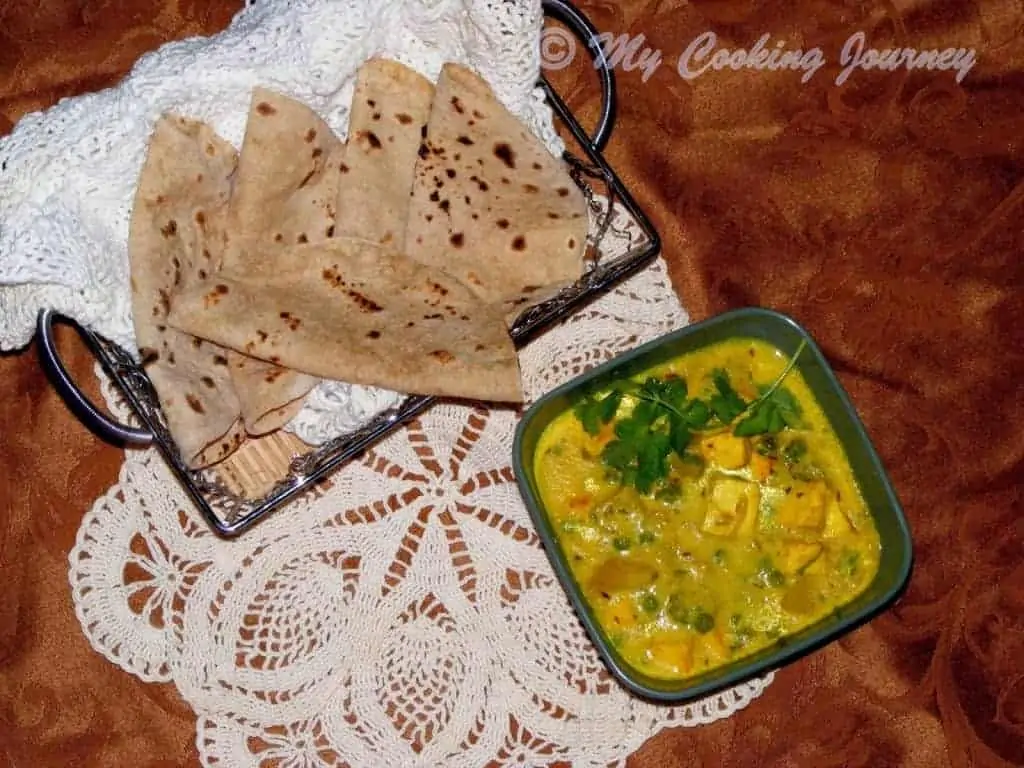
69 234 774 767
0 0 566 445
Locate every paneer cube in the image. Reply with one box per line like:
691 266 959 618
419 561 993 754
647 635 693 675
703 476 761 537
824 499 855 538
777 541 823 575
703 506 740 537
699 433 751 470
590 556 660 594
776 482 828 532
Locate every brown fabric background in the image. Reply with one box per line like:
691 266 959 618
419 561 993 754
1 1 1022 766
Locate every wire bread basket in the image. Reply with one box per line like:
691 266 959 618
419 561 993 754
37 0 662 537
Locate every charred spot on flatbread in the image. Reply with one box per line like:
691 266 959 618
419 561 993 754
493 142 515 169
358 130 383 150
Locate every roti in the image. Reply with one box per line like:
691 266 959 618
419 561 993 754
404 62 589 310
132 60 591 464
334 57 435 249
128 115 246 468
218 88 345 434
165 237 523 403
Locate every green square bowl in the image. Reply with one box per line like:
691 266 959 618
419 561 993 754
512 307 914 703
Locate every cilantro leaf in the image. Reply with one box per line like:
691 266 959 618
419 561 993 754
615 413 650 443
668 413 691 456
600 389 624 423
573 400 600 435
601 439 637 471
636 377 688 415
585 363 804 496
709 370 747 423
661 377 688 409
592 378 699 495
639 377 664 399
768 386 802 428
734 397 790 437
684 399 711 428
573 388 623 435
636 433 670 494
733 403 773 436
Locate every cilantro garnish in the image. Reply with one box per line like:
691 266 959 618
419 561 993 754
570 341 807 496
595 375 706 495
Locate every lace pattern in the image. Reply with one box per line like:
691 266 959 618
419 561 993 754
71 251 773 768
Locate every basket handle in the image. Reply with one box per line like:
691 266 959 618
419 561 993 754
541 0 617 151
36 308 154 446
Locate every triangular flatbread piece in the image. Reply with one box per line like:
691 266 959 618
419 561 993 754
166 237 523 403
405 63 589 309
334 58 435 249
128 116 246 468
219 88 345 435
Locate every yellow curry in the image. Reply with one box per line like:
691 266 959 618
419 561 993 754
533 337 881 681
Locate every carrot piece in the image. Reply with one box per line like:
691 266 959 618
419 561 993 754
749 452 773 481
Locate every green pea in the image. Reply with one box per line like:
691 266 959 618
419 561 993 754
639 593 660 613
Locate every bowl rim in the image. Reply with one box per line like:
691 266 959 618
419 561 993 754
512 305 915 704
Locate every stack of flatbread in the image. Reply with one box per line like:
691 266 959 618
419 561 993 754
128 59 589 471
